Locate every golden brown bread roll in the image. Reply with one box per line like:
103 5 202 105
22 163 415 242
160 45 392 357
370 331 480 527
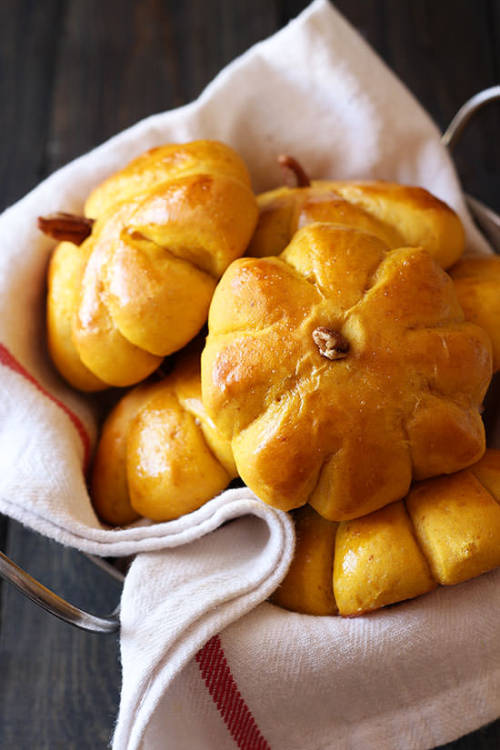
47 241 107 392
91 382 156 525
91 347 237 525
406 466 500 586
273 451 500 617
47 140 258 389
450 254 500 373
334 502 436 615
202 223 491 521
271 506 338 616
248 175 464 269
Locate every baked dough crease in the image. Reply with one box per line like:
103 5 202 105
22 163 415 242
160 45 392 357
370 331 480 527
91 345 236 525
272 450 500 617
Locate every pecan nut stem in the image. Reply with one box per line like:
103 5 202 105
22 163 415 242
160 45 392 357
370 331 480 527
277 154 311 188
312 326 349 361
38 212 95 245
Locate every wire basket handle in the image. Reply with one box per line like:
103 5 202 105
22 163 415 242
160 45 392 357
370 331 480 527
442 85 500 149
441 86 500 252
0 550 119 633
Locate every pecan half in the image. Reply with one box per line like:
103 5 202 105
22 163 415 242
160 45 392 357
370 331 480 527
312 327 349 360
277 154 311 188
38 212 95 245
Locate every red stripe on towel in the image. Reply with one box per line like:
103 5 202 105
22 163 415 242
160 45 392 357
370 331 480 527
196 635 270 750
0 343 91 471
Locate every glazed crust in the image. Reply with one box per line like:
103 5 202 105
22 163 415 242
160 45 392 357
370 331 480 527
248 180 464 269
91 347 237 525
273 451 500 617
450 255 500 373
406 468 500 586
46 241 107 392
271 506 338 616
334 501 436 616
48 140 258 389
91 382 158 525
202 223 491 520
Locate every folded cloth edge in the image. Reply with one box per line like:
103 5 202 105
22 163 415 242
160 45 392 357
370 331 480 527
113 509 295 750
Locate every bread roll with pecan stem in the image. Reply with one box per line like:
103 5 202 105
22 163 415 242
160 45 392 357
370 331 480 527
249 157 464 269
203 223 491 521
45 140 258 389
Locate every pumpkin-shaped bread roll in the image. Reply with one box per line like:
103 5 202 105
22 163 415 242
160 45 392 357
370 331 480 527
91 347 237 525
202 223 492 521
273 451 500 617
450 255 500 373
248 160 464 269
46 140 258 390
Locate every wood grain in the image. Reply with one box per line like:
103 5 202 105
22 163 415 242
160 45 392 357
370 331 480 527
0 1 499 747
0 522 121 749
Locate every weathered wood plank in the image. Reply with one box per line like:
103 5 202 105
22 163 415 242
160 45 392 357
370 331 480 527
0 521 121 750
45 0 279 173
0 516 8 631
0 0 65 210
278 1 500 213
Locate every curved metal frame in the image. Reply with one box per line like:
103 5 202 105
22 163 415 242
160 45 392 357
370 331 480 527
441 85 500 149
0 551 119 633
442 85 500 251
1 87 500 633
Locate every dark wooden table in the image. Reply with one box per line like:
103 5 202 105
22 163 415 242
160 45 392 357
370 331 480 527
0 1 499 748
